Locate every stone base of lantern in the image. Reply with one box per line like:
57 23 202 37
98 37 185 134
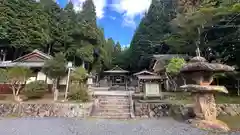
190 92 230 132
189 119 230 132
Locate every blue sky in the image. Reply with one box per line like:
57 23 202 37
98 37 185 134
56 0 151 47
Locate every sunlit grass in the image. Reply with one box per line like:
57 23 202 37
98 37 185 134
218 115 240 129
169 92 240 104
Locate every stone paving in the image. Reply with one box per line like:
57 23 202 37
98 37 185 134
0 117 239 135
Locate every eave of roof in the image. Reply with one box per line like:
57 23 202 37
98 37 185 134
137 75 162 80
133 70 156 76
0 62 45 68
13 49 52 62
104 65 129 73
104 70 129 73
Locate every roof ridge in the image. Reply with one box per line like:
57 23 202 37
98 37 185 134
13 49 52 62
112 65 124 71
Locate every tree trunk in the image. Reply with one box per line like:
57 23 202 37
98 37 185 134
11 84 23 102
237 79 240 96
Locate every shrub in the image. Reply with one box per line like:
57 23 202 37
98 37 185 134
68 84 90 102
23 80 47 99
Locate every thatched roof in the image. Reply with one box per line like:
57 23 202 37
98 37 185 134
151 54 190 72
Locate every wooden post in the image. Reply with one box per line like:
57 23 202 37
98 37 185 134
238 79 240 96
125 75 128 91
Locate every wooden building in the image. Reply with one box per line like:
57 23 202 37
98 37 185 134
133 70 164 98
103 65 129 90
0 50 70 93
149 54 190 91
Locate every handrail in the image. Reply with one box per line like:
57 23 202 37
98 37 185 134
129 91 135 119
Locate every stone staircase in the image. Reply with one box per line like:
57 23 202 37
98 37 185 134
91 95 131 119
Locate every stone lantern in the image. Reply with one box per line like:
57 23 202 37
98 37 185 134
180 55 234 131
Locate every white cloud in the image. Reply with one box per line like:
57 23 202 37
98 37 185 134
69 0 107 19
93 0 106 19
109 16 116 20
111 0 151 28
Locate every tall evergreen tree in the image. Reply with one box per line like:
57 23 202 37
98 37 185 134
0 0 114 74
128 0 177 72
102 38 115 69
114 42 121 54
1 0 49 58
80 0 96 25
40 0 63 54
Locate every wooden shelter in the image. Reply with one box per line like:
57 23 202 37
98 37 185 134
149 54 190 91
134 70 163 98
104 65 129 89
0 49 71 87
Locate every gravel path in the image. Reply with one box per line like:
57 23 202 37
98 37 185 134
0 117 238 135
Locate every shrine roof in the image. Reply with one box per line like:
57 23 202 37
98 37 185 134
133 70 156 76
104 65 129 73
137 75 162 80
13 49 52 62
0 49 52 68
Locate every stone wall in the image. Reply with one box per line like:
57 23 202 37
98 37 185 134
134 101 240 119
217 104 240 116
0 102 93 118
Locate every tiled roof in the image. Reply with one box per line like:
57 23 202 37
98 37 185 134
137 75 162 80
13 49 52 62
0 61 45 67
104 65 129 73
133 70 156 76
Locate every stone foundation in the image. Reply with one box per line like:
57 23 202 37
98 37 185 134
134 101 240 119
0 102 93 118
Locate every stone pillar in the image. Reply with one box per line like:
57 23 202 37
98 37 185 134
193 93 217 121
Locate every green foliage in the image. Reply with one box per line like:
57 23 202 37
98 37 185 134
103 38 115 69
23 80 47 99
68 84 90 102
166 58 186 75
42 53 66 79
0 68 7 83
128 0 177 71
166 1 240 68
1 0 113 73
112 48 131 70
0 66 32 97
1 0 49 50
71 67 88 83
80 0 96 25
76 45 94 63
7 66 32 84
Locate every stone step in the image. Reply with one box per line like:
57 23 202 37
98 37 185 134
97 95 129 98
99 101 129 105
99 100 129 104
91 95 132 119
99 102 129 106
95 112 131 117
97 108 130 113
98 98 129 102
91 115 130 119
98 105 130 109
97 96 129 100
